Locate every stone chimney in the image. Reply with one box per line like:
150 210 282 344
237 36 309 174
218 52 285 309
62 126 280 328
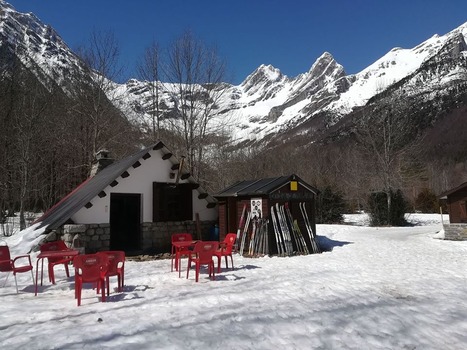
90 149 114 176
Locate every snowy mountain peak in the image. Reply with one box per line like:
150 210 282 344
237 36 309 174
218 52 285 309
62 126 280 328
258 63 283 77
312 51 335 66
0 1 88 93
1 1 56 44
240 63 287 97
0 0 15 13
307 51 345 78
241 64 284 89
450 21 467 35
322 22 467 117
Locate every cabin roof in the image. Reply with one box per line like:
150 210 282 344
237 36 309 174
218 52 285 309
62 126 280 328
439 181 467 199
215 174 319 198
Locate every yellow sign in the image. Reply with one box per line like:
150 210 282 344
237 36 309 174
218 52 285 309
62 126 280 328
290 181 298 191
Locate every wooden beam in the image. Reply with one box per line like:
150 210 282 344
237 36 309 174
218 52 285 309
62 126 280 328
175 156 185 185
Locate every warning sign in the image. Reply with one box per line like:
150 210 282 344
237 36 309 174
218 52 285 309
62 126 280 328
251 198 262 219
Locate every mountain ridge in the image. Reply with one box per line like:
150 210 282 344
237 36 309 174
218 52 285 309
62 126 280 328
113 20 467 145
1 0 467 155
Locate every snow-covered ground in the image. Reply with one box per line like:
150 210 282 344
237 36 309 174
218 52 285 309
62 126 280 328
2 213 467 349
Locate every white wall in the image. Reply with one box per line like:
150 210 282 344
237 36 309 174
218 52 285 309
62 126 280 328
71 149 217 224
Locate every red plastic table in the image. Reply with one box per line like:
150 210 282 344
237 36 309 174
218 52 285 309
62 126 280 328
35 249 79 296
172 241 198 277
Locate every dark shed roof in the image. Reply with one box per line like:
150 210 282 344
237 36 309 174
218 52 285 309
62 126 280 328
215 174 319 197
439 181 467 199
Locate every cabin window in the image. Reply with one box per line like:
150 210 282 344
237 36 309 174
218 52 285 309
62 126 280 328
153 183 192 222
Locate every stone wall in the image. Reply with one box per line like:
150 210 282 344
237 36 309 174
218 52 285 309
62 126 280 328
443 223 467 240
142 220 215 253
46 220 216 254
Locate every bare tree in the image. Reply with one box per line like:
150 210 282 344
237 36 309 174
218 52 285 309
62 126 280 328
74 29 131 174
13 79 49 229
0 41 54 230
137 40 163 141
0 48 18 234
354 89 423 220
164 31 227 181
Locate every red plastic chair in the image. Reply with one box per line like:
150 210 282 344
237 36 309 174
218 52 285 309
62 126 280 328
97 251 125 296
186 241 219 282
0 244 34 293
171 233 193 276
214 233 237 273
73 254 109 306
40 240 74 284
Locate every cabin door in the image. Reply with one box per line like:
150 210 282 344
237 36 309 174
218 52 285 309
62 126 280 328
109 193 141 252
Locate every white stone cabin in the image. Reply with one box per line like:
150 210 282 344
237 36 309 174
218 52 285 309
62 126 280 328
35 141 218 254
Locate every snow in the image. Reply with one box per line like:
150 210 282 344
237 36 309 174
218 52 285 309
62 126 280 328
2 213 467 349
325 45 439 115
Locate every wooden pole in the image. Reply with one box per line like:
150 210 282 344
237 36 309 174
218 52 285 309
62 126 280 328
195 213 201 240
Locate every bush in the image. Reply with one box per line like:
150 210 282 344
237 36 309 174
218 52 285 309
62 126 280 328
318 186 345 224
415 188 439 213
367 189 408 226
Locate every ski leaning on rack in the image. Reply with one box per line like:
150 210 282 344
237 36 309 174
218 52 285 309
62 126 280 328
235 204 247 252
299 202 321 254
276 204 290 255
248 216 258 256
271 205 284 255
239 211 251 256
304 203 321 253
261 219 269 256
278 202 308 255
284 202 308 255
293 219 309 254
249 218 268 257
275 203 293 255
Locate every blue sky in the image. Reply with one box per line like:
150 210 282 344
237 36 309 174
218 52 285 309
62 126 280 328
6 0 467 84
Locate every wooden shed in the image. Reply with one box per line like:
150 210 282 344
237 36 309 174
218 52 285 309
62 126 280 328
439 182 467 240
215 174 320 256
439 181 467 223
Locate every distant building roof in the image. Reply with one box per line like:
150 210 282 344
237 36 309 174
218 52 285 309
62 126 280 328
439 181 467 199
215 174 319 197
